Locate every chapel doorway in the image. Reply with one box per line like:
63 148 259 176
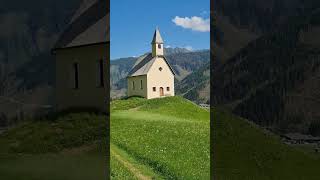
160 87 164 96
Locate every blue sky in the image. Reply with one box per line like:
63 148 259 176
110 0 210 60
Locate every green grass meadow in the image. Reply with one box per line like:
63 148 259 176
0 113 107 180
2 95 320 179
214 109 320 180
110 96 210 179
110 96 320 179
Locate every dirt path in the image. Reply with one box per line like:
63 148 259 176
111 148 152 180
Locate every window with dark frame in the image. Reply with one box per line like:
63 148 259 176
73 62 79 89
98 59 104 87
132 81 135 90
158 44 161 49
140 80 143 89
167 87 170 91
153 87 156 92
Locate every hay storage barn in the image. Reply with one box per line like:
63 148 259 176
127 28 175 99
52 0 109 112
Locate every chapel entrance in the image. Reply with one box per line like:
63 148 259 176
160 87 164 96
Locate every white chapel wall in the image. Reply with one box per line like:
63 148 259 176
147 57 174 99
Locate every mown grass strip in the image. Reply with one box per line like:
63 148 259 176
113 142 178 180
111 154 138 180
111 144 162 180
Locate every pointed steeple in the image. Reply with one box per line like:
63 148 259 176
151 27 164 44
151 27 164 57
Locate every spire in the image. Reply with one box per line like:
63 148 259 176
151 27 164 44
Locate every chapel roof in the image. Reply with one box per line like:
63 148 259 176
127 53 175 77
69 0 99 24
53 0 109 50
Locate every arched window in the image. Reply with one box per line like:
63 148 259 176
158 44 161 49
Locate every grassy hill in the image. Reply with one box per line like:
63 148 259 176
0 112 107 180
214 108 320 179
111 96 320 179
1 96 320 179
110 96 210 179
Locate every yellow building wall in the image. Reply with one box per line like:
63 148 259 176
54 43 109 112
127 75 148 98
147 57 174 99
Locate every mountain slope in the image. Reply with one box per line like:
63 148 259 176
214 0 318 33
176 62 210 103
212 10 320 134
0 0 83 124
0 0 82 68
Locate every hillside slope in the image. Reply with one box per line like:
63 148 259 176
110 96 210 179
0 112 107 180
214 109 320 179
110 96 320 179
215 0 320 34
176 62 210 103
212 9 320 135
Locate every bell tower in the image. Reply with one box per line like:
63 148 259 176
151 27 164 57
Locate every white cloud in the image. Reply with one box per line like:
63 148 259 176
172 16 210 32
165 45 171 48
